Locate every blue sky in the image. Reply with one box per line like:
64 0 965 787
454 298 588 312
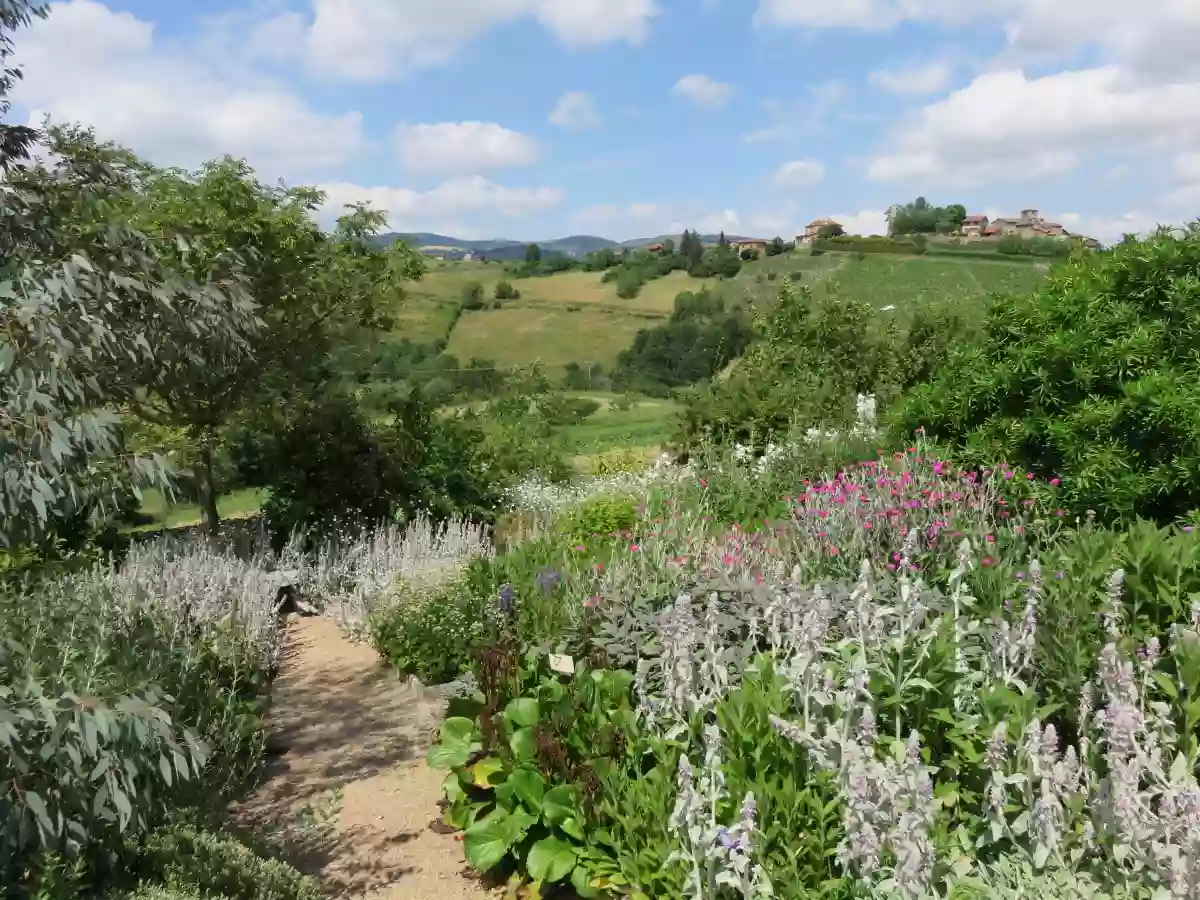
11 0 1200 243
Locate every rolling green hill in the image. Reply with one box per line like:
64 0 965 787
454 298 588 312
387 249 1055 374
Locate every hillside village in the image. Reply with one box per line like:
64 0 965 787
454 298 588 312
403 204 1101 261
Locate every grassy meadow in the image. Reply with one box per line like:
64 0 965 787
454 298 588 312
396 249 1053 372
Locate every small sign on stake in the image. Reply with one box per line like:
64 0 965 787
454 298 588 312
548 653 576 676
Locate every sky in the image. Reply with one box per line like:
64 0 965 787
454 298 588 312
9 0 1200 244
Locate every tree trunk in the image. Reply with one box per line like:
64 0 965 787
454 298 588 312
197 431 220 537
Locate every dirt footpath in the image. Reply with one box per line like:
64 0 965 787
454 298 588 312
235 616 496 899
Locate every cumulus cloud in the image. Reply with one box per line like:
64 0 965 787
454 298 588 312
829 209 891 236
549 91 602 130
671 74 735 109
771 159 826 188
868 61 954 96
13 0 363 179
1055 211 1170 245
305 0 657 82
756 0 1200 84
319 177 565 231
867 67 1200 187
394 122 539 176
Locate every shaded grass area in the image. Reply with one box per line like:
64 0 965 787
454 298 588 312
128 487 266 532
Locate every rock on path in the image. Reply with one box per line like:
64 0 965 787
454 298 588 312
234 616 496 899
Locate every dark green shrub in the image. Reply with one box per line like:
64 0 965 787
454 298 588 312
461 281 485 309
494 280 520 300
262 390 503 544
767 271 778 281
895 224 1200 524
615 270 643 299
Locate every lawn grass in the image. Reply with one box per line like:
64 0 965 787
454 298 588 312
129 487 266 532
445 306 655 370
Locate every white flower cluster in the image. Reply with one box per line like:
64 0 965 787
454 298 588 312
506 453 694 514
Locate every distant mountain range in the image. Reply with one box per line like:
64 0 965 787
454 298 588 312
375 231 754 260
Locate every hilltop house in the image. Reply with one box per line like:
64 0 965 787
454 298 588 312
963 209 1067 239
956 208 1101 246
730 238 768 255
798 218 842 244
962 214 989 237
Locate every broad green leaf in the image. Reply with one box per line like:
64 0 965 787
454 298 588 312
526 836 578 884
504 698 539 729
469 756 507 788
558 816 586 841
510 726 536 762
463 807 538 872
506 766 546 813
463 809 513 872
542 785 581 828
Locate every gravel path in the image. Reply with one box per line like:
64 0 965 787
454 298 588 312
235 616 496 899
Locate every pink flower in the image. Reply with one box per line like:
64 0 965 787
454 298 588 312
575 545 586 552
1003 471 1014 480
829 546 840 556
583 596 600 608
1055 509 1066 517
986 534 996 543
1050 478 1061 487
1026 472 1035 480
981 556 996 567
629 544 640 552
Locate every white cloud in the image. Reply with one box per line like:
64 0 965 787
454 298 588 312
671 74 735 109
829 209 890 236
754 0 911 29
305 0 657 82
772 159 826 188
549 91 602 130
1169 152 1200 208
694 209 742 233
319 177 565 231
867 67 1200 187
1055 211 1168 245
869 61 954 96
394 122 539 176
14 0 363 179
755 0 1200 84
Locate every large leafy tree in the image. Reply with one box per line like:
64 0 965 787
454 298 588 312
120 157 426 532
887 197 967 236
0 7 256 545
896 225 1200 523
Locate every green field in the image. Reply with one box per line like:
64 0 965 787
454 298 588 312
389 248 1057 376
559 392 681 455
813 253 1050 313
444 305 657 370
